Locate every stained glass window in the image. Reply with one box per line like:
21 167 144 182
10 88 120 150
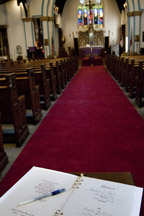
78 6 83 26
78 0 103 27
99 5 103 25
83 6 88 26
88 9 93 24
94 6 98 25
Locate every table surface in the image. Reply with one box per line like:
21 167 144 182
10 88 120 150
71 172 144 216
71 172 134 185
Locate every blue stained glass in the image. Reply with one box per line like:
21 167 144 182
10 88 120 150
83 8 88 25
99 7 103 24
78 8 83 25
94 8 98 24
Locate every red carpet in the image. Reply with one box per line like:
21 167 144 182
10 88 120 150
0 65 144 196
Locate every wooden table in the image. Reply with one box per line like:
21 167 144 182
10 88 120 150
71 172 143 216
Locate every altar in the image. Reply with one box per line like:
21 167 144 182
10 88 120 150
80 46 103 66
79 45 103 57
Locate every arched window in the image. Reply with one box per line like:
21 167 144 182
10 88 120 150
78 0 104 28
99 5 103 25
94 6 98 25
78 6 83 26
83 6 88 26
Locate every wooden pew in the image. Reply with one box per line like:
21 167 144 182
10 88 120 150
34 64 51 110
129 61 142 98
46 63 57 101
0 73 29 147
0 113 8 172
60 60 68 85
51 61 62 94
59 60 65 89
123 59 134 92
120 58 129 87
2 63 51 110
116 57 124 81
135 63 144 107
64 59 70 81
16 68 42 124
0 65 43 124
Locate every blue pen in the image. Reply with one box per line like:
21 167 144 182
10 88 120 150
18 188 66 206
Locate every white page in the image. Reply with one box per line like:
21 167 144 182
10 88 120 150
0 166 77 216
62 176 143 216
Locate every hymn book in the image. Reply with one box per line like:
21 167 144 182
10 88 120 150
0 166 143 216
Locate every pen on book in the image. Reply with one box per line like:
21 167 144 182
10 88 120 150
18 188 67 206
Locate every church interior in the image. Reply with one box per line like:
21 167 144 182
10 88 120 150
0 0 144 214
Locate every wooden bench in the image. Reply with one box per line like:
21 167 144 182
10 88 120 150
129 61 142 98
51 61 62 94
135 63 144 107
120 58 129 87
16 68 42 124
0 73 29 147
3 63 51 110
123 59 134 92
34 64 51 110
46 63 57 101
60 60 68 85
0 113 8 172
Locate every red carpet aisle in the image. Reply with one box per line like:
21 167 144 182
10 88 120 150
1 66 144 196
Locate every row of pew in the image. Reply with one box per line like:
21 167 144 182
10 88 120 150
0 57 78 150
106 54 144 108
0 114 8 173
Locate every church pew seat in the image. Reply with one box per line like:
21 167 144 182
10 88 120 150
57 60 65 89
0 66 43 122
0 73 29 147
129 61 143 98
34 65 51 110
0 113 8 172
16 68 42 124
51 61 62 94
60 60 68 85
135 64 144 108
64 59 70 81
120 58 129 87
14 63 51 110
46 63 57 101
122 59 134 92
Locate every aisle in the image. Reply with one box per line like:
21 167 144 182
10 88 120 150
1 65 144 196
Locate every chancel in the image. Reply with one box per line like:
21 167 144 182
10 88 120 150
78 0 104 59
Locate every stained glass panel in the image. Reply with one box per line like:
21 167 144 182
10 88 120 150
99 6 103 24
83 7 88 26
78 7 83 25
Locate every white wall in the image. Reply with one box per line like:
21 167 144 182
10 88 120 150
140 0 144 9
104 0 121 46
0 4 8 25
29 0 43 16
141 12 144 48
61 0 121 52
5 0 27 60
61 0 79 52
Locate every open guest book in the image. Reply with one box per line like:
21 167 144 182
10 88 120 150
0 166 143 216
